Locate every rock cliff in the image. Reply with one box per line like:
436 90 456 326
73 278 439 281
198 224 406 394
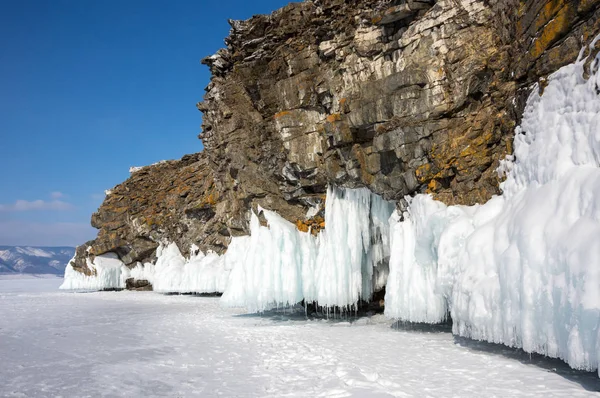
77 0 600 289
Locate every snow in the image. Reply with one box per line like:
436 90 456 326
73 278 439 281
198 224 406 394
0 249 11 261
222 186 395 312
2 278 599 397
385 40 600 373
0 274 62 292
15 247 53 258
0 274 62 280
129 160 168 174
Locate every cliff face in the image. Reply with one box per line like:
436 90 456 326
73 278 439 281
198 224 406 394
79 0 600 278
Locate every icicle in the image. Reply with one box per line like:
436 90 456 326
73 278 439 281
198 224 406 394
221 185 395 313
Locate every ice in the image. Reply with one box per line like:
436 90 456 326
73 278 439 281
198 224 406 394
59 252 126 290
2 279 599 397
385 40 600 373
221 209 309 312
314 186 395 307
222 186 395 312
61 243 231 294
144 242 230 294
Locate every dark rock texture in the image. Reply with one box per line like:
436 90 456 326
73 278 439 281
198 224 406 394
76 0 600 278
89 154 231 262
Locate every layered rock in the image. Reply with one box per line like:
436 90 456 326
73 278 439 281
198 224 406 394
88 154 229 265
75 0 600 288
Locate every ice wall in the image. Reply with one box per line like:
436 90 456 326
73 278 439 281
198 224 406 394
144 243 230 293
220 210 311 312
60 253 127 290
385 41 600 373
221 186 395 312
61 243 231 294
314 187 395 307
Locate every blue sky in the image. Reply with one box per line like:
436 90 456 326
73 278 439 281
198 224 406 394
0 0 291 246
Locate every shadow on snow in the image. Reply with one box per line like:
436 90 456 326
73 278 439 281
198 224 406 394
391 319 600 392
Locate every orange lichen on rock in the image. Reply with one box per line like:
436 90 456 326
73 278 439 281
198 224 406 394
415 163 433 183
338 98 350 113
427 179 443 193
273 110 292 119
295 219 310 233
529 3 575 60
295 215 325 235
326 113 342 123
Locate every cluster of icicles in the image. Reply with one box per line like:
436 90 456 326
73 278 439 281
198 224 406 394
62 40 600 373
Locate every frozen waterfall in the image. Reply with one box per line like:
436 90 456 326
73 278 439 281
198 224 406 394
221 186 395 312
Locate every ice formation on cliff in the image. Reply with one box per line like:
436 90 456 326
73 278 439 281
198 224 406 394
221 186 395 312
61 185 395 310
139 243 230 293
60 243 231 293
60 35 600 375
385 40 600 373
60 253 126 290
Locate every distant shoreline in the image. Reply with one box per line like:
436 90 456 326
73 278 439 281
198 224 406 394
0 274 63 280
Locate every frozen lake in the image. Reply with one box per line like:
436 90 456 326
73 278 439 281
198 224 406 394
1 277 599 397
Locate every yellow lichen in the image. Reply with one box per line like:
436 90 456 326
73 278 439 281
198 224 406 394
529 3 573 60
427 179 443 192
415 163 432 182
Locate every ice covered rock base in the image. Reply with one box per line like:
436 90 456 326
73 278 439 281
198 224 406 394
385 43 600 374
62 46 600 374
60 185 395 314
59 243 230 294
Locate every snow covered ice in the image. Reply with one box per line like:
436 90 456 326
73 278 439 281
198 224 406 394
2 277 600 397
385 39 600 373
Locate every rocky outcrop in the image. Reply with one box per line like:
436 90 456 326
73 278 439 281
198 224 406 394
76 0 600 287
89 154 230 264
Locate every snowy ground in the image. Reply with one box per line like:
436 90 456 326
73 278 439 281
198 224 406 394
1 278 598 397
